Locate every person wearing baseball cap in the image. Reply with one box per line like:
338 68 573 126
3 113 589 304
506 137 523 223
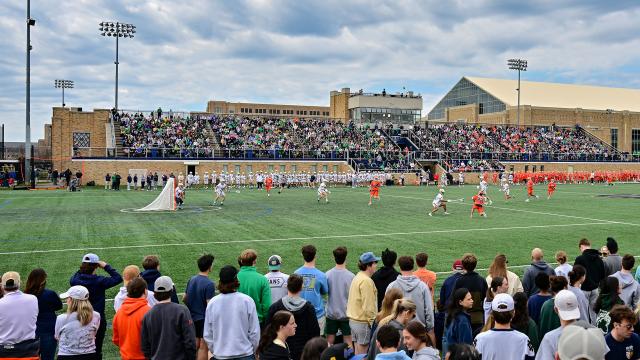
556 324 607 360
346 251 380 355
55 285 102 359
265 254 290 305
141 276 197 360
70 253 122 359
203 265 261 360
473 293 534 359
536 290 583 360
0 271 39 358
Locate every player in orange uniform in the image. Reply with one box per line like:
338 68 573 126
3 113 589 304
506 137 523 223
526 177 538 202
265 176 273 197
547 179 556 199
368 176 382 206
471 190 487 218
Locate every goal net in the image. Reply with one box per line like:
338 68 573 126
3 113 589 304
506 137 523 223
136 177 176 211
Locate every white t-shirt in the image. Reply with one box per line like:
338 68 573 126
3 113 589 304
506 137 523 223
175 187 184 198
473 328 534 360
433 193 443 206
55 311 101 356
480 181 488 192
216 183 226 195
554 263 573 281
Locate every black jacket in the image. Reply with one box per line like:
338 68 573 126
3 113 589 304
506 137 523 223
260 342 292 360
141 302 197 360
266 300 319 360
141 269 179 303
453 271 488 328
372 266 400 308
575 249 606 291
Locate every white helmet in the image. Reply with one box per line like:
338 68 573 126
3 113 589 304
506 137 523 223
439 188 445 193
321 182 326 187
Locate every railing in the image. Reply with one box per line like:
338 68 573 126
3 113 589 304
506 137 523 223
415 150 640 163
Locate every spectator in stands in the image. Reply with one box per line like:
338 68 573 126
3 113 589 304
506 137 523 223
325 247 355 346
69 253 122 360
347 251 380 355
114 265 156 311
402 321 439 360
372 248 400 309
386 256 435 343
184 254 216 360
300 337 328 360
536 290 582 360
204 266 260 360
538 276 569 339
574 238 606 324
595 276 625 333
141 276 196 360
486 253 524 296
528 273 553 326
258 310 296 360
567 265 590 323
611 254 640 308
443 288 474 356
56 285 101 360
413 252 436 300
24 268 62 360
511 292 540 353
554 251 572 281
112 277 151 360
0 271 39 358
522 248 555 297
604 237 622 276
140 255 179 303
265 255 289 305
556 325 608 360
295 245 328 333
267 274 319 360
605 305 640 360
453 254 488 332
473 293 534 359
237 249 272 326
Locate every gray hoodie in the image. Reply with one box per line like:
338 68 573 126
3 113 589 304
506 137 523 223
610 272 640 308
523 261 555 297
412 346 439 360
386 275 434 331
281 295 307 312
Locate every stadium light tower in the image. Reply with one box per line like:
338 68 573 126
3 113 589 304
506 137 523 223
25 0 36 185
54 79 74 107
508 58 527 127
99 21 136 111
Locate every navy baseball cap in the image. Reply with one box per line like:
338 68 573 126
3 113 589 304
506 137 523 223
359 252 381 264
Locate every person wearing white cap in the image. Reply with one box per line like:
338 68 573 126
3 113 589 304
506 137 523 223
265 255 290 305
473 293 534 360
0 271 39 358
55 285 101 359
555 324 608 360
535 290 582 360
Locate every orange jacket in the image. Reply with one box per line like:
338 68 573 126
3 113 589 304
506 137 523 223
113 296 151 360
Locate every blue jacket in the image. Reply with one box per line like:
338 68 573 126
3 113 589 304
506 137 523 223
35 288 63 336
439 272 462 310
445 312 473 347
70 264 122 314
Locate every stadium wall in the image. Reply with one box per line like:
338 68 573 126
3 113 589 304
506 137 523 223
70 159 354 185
504 162 640 173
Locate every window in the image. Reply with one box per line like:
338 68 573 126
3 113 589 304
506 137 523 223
540 165 544 172
333 165 338 172
235 165 241 174
291 165 297 172
223 165 228 173
633 129 640 154
246 165 252 173
311 165 317 173
268 164 274 172
280 165 286 172
323 165 328 172
611 128 618 150
73 132 90 148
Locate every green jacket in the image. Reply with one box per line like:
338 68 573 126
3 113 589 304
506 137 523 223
237 266 272 322
513 317 540 352
538 297 560 339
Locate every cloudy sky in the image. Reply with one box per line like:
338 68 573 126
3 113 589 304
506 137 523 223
1 0 640 142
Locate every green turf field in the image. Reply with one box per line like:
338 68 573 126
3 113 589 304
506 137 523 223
1 182 639 359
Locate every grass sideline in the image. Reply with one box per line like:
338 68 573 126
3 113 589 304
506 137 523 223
1 182 639 359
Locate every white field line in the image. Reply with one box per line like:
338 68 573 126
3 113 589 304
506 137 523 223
0 222 611 256
385 194 639 227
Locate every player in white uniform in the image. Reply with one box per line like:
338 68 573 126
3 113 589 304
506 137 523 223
203 172 210 189
479 179 493 205
317 182 330 203
458 172 464 187
194 172 200 189
213 180 226 206
175 183 185 210
186 172 194 188
428 188 449 216
501 178 512 200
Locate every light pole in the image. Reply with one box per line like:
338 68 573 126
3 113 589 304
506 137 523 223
508 58 527 127
54 79 74 107
99 22 136 111
25 0 36 184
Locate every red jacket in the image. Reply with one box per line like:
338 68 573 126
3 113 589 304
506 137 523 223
113 296 151 360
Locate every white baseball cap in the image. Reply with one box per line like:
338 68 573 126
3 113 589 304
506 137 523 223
491 293 514 312
60 285 90 300
557 325 607 360
554 290 581 321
